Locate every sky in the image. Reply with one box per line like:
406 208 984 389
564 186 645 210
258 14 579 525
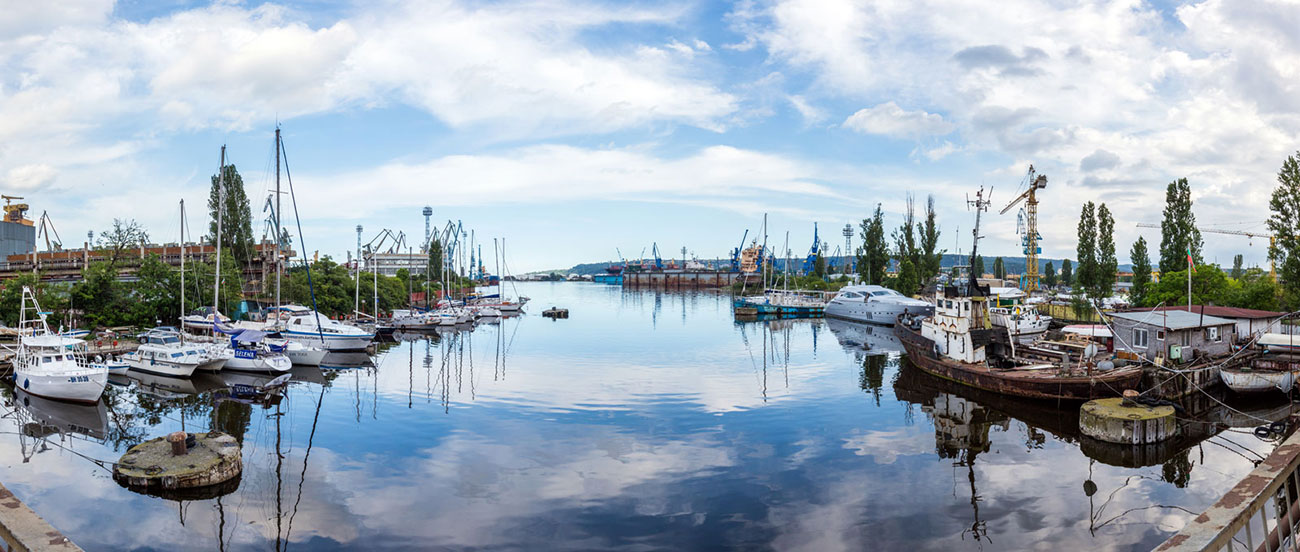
1 0 1297 273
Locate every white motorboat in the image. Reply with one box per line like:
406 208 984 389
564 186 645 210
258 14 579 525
269 305 374 351
218 329 292 373
90 355 129 375
123 328 204 379
824 285 934 325
825 316 904 354
14 388 109 441
12 287 107 404
1220 367 1296 394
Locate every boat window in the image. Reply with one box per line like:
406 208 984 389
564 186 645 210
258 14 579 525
65 354 74 360
172 353 183 358
42 356 52 363
1133 328 1149 349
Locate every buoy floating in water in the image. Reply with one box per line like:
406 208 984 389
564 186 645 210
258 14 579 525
113 431 242 497
1079 392 1176 445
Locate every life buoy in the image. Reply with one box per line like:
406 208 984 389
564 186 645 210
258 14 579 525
1013 306 1022 316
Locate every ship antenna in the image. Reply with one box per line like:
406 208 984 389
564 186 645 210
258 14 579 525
966 187 992 293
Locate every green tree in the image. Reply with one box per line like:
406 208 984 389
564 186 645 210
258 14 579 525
1043 262 1057 288
1146 265 1232 308
208 164 255 264
1076 202 1098 299
813 248 827 278
891 196 921 295
857 204 889 285
96 218 150 268
1061 259 1073 287
992 257 1006 280
129 254 180 326
427 239 445 282
1231 268 1281 311
1159 178 1203 274
1130 237 1153 307
972 255 985 277
1231 254 1244 280
1269 152 1300 307
0 273 45 326
919 196 944 278
1095 203 1117 299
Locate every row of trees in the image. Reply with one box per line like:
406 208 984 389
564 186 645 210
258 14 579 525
855 195 943 295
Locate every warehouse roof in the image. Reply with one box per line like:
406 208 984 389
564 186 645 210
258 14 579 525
1109 310 1236 330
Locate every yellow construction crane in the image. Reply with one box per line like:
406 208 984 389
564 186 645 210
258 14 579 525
1 195 31 226
1001 165 1048 292
1134 223 1276 281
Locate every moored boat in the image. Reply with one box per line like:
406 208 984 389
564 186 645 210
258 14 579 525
824 284 932 324
12 287 108 404
1218 366 1296 393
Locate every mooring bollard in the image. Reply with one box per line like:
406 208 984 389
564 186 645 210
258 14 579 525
168 431 188 456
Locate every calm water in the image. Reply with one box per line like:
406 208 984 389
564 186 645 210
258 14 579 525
0 282 1285 550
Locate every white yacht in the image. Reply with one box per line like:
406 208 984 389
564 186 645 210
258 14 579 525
13 287 107 403
269 305 374 351
824 285 934 325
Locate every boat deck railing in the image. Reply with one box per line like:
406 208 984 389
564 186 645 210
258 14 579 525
1157 423 1300 551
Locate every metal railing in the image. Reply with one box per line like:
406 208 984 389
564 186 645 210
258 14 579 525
1158 426 1300 551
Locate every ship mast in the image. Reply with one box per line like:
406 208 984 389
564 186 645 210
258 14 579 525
966 187 991 295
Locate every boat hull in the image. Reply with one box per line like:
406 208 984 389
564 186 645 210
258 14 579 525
124 356 199 378
224 353 292 374
895 323 1142 401
282 330 373 351
13 367 108 404
1219 369 1296 393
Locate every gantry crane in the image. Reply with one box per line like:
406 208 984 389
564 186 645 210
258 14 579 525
1134 223 1276 281
1000 165 1048 292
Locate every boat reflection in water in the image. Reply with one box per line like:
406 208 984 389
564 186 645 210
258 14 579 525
825 316 904 355
892 357 1293 472
13 388 108 443
320 351 376 370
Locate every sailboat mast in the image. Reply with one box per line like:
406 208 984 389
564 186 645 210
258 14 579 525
180 199 186 330
213 145 226 331
275 127 282 317
494 238 501 301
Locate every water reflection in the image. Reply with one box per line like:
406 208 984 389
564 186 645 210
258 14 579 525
0 284 1284 550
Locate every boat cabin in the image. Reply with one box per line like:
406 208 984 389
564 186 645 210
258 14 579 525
1109 310 1235 363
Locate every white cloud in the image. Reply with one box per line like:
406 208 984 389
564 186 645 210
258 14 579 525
729 0 1300 264
3 164 58 191
842 102 954 139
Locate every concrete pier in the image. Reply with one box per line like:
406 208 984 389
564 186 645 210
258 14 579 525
0 482 81 551
1079 397 1177 445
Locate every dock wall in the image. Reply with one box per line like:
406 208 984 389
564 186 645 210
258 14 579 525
621 271 756 288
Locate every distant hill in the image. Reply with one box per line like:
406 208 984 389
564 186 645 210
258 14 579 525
564 254 1131 276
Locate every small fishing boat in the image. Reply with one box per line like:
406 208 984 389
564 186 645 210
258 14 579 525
12 287 108 404
181 306 232 332
268 338 327 366
1219 366 1296 393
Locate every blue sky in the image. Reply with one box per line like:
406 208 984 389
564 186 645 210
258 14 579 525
1 0 1296 272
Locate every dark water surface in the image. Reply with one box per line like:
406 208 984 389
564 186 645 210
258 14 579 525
0 282 1284 550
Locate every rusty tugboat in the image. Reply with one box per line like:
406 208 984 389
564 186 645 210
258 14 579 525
894 187 1143 401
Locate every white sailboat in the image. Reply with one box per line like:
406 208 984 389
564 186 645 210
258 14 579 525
13 287 107 403
121 328 202 378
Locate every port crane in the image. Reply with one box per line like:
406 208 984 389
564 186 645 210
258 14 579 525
2 195 29 224
730 230 749 272
35 211 62 251
1134 223 1276 281
1000 166 1047 292
801 223 821 274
